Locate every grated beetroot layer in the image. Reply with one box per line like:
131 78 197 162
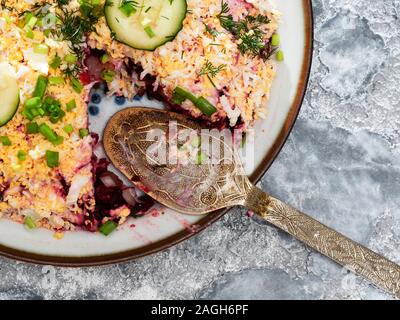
84 156 155 232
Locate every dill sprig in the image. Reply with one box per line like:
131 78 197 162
121 0 139 6
204 23 220 40
199 60 226 88
57 2 103 43
50 0 104 77
199 60 226 77
217 1 273 60
118 0 140 12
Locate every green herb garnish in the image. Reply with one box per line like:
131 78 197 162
17 151 27 162
45 150 59 168
204 23 220 40
24 216 37 229
199 60 226 88
217 1 276 60
99 220 118 236
0 136 12 146
119 0 139 17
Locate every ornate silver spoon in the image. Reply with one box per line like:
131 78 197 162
104 107 400 298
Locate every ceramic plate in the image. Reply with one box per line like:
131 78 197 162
0 0 313 266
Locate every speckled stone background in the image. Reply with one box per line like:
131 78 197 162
1 0 399 300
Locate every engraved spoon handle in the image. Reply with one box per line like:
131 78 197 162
245 186 400 298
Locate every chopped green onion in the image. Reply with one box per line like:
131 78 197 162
33 75 48 99
4 14 12 24
25 12 38 29
190 136 201 148
50 109 66 123
66 99 76 111
49 115 60 124
101 70 115 83
22 108 34 121
71 78 83 93
39 123 58 142
0 136 11 146
50 55 62 69
26 122 39 134
17 150 27 161
25 29 34 39
196 151 207 165
99 220 118 236
49 76 65 85
29 108 40 118
44 29 52 37
119 3 137 17
45 150 59 168
24 216 37 230
25 97 41 109
52 136 64 146
47 104 59 114
33 44 49 55
24 12 34 24
171 92 186 105
44 98 61 114
79 128 89 139
195 97 217 117
63 124 74 134
276 50 284 62
144 26 156 38
44 96 56 106
172 87 217 116
42 12 57 28
59 110 66 120
64 54 78 63
172 86 198 105
37 107 46 116
100 54 110 64
271 34 280 46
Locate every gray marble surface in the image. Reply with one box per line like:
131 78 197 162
1 0 399 300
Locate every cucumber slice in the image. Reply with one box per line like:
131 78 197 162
105 0 187 51
0 63 20 127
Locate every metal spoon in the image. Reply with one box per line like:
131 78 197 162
103 107 400 298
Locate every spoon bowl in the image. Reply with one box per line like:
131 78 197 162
104 107 251 215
